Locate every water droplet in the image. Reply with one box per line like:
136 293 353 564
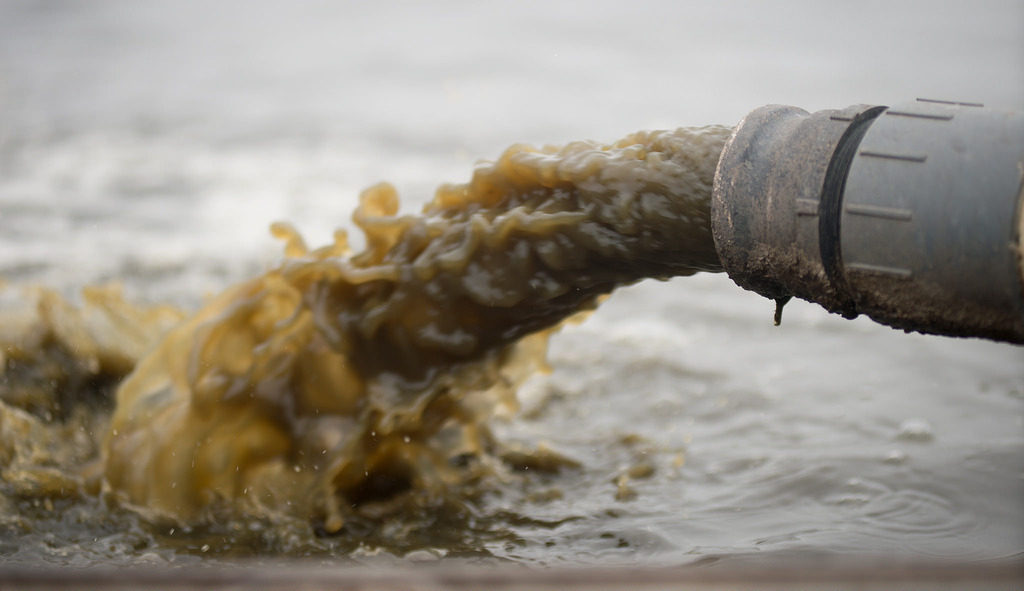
896 418 934 442
884 449 908 464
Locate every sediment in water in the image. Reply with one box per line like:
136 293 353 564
3 125 731 543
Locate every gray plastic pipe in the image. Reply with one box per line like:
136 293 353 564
711 99 1024 344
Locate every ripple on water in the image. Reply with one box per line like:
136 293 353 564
822 476 982 556
857 487 975 537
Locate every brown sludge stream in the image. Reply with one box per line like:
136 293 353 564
0 125 730 560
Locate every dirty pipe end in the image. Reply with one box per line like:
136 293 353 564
711 100 1024 344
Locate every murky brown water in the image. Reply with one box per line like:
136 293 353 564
2 126 737 564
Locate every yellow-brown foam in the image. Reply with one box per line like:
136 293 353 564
6 126 731 535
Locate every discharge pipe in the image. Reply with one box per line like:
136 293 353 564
711 99 1024 344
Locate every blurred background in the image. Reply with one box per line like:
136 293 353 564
0 0 1022 570
3 0 1022 301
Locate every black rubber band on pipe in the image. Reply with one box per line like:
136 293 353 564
818 106 886 319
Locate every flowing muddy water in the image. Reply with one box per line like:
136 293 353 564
2 126 741 564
